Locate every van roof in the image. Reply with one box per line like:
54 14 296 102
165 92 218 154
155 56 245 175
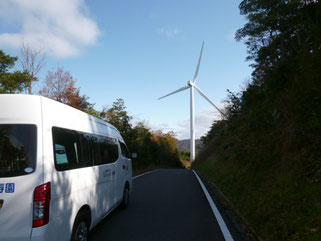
0 94 121 138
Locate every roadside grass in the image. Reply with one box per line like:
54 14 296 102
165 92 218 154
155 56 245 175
193 153 321 241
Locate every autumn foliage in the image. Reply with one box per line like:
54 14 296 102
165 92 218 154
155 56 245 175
39 67 89 111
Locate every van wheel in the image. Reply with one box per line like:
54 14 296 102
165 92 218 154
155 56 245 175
71 213 89 241
120 186 130 209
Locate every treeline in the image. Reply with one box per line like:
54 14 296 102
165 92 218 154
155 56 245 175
98 99 182 170
0 48 181 171
196 0 320 240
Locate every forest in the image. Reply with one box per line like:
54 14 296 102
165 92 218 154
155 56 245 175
194 0 321 240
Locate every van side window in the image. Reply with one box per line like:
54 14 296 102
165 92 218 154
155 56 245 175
92 135 103 165
52 127 119 171
101 137 119 164
93 135 119 165
120 142 130 158
52 127 83 171
79 133 92 168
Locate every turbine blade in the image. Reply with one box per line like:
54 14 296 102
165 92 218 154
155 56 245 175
158 86 189 100
193 41 204 84
194 85 225 117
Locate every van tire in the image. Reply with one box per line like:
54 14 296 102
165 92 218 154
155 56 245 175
71 212 89 241
120 185 130 209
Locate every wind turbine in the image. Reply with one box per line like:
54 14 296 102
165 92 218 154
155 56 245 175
158 42 224 162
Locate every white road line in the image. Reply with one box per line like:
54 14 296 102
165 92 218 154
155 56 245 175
133 169 161 179
192 170 234 241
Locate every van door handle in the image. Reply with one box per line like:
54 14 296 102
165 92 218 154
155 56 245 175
122 165 125 170
103 169 111 177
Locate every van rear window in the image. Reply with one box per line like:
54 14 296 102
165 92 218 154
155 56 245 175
0 124 37 177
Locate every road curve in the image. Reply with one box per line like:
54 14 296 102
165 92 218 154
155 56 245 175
89 169 225 241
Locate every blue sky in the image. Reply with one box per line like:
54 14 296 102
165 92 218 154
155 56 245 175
0 0 252 140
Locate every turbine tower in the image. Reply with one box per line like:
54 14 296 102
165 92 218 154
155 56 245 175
158 42 224 162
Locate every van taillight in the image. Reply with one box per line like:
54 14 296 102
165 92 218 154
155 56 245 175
33 182 51 228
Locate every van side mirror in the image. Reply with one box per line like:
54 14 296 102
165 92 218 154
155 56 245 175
131 153 137 159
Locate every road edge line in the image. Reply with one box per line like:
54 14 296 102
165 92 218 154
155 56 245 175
133 169 160 179
192 170 234 241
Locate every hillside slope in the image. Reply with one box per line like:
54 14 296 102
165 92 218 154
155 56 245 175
177 139 203 152
193 1 321 240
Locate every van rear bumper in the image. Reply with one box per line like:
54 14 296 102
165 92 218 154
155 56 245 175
30 223 71 241
30 226 49 241
0 237 31 241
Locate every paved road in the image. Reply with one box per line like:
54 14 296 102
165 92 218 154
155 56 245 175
89 169 226 241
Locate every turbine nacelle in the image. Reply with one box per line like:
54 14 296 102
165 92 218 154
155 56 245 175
187 81 194 87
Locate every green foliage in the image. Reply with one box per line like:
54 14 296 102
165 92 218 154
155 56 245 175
102 100 182 170
0 50 32 93
79 95 99 116
131 127 181 169
0 50 16 73
101 99 133 143
194 0 321 240
84 105 101 118
179 151 190 162
236 0 321 80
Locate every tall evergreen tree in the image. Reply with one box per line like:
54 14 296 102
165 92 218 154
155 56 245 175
101 99 133 142
0 50 32 94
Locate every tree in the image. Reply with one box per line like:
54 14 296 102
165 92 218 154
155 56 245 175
128 122 181 168
0 50 32 94
236 0 321 81
101 99 133 141
81 95 101 118
19 41 46 94
150 130 180 166
39 67 90 110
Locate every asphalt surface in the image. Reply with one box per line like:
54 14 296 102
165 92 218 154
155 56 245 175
89 169 226 241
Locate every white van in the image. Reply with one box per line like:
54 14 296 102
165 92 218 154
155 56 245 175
0 94 133 241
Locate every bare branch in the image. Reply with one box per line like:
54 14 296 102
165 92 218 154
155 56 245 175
19 40 46 94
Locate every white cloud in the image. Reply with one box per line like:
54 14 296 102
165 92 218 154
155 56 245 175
131 103 225 141
176 107 222 140
0 0 100 58
156 26 182 38
140 101 226 141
